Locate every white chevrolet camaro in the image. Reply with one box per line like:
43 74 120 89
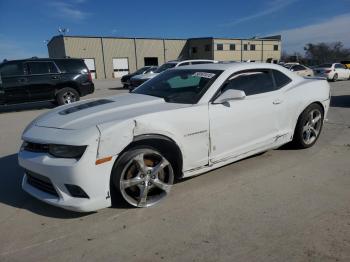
18 63 330 212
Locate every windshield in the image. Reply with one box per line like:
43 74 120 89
135 67 150 74
155 63 176 73
144 66 157 74
283 64 293 69
132 69 222 104
318 63 333 68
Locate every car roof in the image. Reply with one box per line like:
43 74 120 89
173 62 288 72
2 58 83 63
167 59 216 64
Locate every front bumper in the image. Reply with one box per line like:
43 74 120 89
18 126 116 212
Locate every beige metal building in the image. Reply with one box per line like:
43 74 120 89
47 35 281 79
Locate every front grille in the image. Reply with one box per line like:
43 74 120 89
26 170 59 197
24 142 49 153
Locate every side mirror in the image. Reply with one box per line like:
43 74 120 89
214 89 246 104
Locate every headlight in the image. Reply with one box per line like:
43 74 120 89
49 144 87 159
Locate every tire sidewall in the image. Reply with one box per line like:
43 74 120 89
333 73 338 82
110 146 173 207
293 103 324 148
56 88 80 105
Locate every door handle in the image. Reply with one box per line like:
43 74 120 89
51 76 60 80
17 78 27 83
273 99 283 105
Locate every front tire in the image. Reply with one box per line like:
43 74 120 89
111 147 174 208
291 103 324 149
56 88 80 105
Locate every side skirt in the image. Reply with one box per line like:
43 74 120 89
182 134 292 178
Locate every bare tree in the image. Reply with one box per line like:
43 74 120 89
304 42 350 65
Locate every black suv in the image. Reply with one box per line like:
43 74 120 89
0 58 94 106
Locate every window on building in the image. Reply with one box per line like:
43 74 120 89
217 44 223 51
204 44 211 52
250 44 256 51
144 57 158 66
274 45 279 51
191 47 198 54
243 44 248 51
229 44 236 51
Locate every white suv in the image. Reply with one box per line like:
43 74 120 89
129 59 217 89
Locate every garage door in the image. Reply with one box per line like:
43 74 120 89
113 58 129 78
83 58 96 79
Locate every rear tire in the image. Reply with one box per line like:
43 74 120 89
332 73 338 82
56 88 80 105
291 103 324 149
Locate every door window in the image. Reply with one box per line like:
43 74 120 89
223 70 275 96
27 62 58 74
0 62 24 77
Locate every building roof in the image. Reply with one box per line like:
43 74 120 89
48 35 282 46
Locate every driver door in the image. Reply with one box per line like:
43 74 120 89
208 69 282 163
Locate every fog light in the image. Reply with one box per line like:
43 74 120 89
65 184 89 198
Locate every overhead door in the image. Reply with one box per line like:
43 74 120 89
83 58 96 79
113 58 129 78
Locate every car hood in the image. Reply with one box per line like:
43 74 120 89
132 73 158 80
33 94 189 130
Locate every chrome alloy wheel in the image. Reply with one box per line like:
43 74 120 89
119 150 174 207
302 109 322 145
62 91 77 104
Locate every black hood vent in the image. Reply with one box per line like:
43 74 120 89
59 99 114 115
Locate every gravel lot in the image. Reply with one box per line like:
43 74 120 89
0 79 349 262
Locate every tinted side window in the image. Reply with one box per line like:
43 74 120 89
0 62 24 77
27 62 57 74
224 70 275 96
54 60 87 73
178 62 190 67
191 61 213 65
272 70 291 88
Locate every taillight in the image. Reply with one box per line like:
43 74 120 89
325 70 331 74
87 71 92 81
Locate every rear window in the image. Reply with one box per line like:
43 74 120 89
0 62 24 76
272 70 292 88
318 63 332 68
54 60 88 73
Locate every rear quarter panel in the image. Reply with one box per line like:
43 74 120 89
284 77 330 131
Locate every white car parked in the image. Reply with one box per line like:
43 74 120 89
283 63 314 77
129 59 217 89
19 63 330 212
314 63 350 81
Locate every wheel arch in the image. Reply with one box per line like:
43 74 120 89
55 82 81 96
114 134 184 179
292 100 325 136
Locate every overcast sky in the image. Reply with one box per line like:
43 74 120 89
1 0 350 60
